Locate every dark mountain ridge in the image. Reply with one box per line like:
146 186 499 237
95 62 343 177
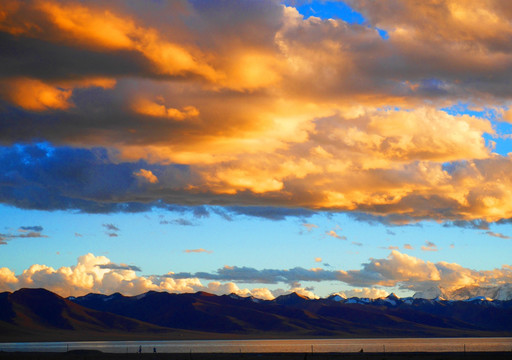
69 289 512 337
0 288 204 342
1 288 512 342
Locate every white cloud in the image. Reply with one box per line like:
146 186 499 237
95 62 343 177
335 288 389 299
2 251 512 299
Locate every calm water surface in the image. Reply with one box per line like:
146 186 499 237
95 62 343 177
1 338 511 353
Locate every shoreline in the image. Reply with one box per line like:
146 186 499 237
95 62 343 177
1 351 512 360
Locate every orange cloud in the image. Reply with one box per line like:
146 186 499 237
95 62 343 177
4 78 72 111
326 230 346 240
2 0 512 223
0 0 218 80
184 248 213 254
134 169 158 184
1 77 116 111
133 99 199 120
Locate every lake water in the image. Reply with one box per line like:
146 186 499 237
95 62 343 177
1 338 512 353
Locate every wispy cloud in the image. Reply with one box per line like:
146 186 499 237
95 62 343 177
102 223 120 237
103 224 119 232
421 241 438 252
302 223 318 231
486 231 511 239
184 248 213 254
160 218 195 226
97 263 142 272
326 230 347 240
19 225 43 232
0 226 48 245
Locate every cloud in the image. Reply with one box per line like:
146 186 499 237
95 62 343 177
19 225 43 232
169 265 341 284
184 248 213 254
326 230 347 240
404 244 414 250
102 224 120 238
302 223 318 231
334 288 389 299
0 0 512 224
0 253 278 299
443 220 490 230
0 251 511 299
103 224 120 232
97 263 142 272
224 207 316 221
0 226 48 245
486 231 511 239
134 169 159 184
421 241 438 252
133 99 199 121
315 257 322 262
160 218 195 226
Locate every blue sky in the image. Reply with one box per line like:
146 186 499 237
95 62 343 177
1 0 512 299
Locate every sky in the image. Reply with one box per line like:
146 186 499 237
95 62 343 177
1 0 512 300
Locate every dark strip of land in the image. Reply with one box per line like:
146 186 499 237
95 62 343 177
1 351 512 360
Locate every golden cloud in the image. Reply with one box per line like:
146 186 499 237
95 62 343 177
1 0 512 222
134 169 159 184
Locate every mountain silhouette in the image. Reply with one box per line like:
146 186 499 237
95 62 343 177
2 288 512 342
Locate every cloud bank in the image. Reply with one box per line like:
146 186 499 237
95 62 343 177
1 250 509 299
1 0 512 223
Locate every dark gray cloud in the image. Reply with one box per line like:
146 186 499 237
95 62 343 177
168 265 340 284
160 218 195 226
0 32 151 82
97 263 142 272
224 206 316 221
443 220 490 230
103 224 120 232
486 231 511 239
0 226 48 245
20 225 43 232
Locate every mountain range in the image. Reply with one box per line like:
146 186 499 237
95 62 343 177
1 288 511 342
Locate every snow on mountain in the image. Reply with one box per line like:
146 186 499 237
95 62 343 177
327 293 347 302
493 284 512 301
381 293 400 305
412 286 446 300
412 284 512 301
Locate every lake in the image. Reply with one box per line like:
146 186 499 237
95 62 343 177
1 338 511 353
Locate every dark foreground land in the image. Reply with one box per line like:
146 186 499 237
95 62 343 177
1 351 512 360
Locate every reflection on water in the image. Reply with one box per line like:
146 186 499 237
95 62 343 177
1 338 511 353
